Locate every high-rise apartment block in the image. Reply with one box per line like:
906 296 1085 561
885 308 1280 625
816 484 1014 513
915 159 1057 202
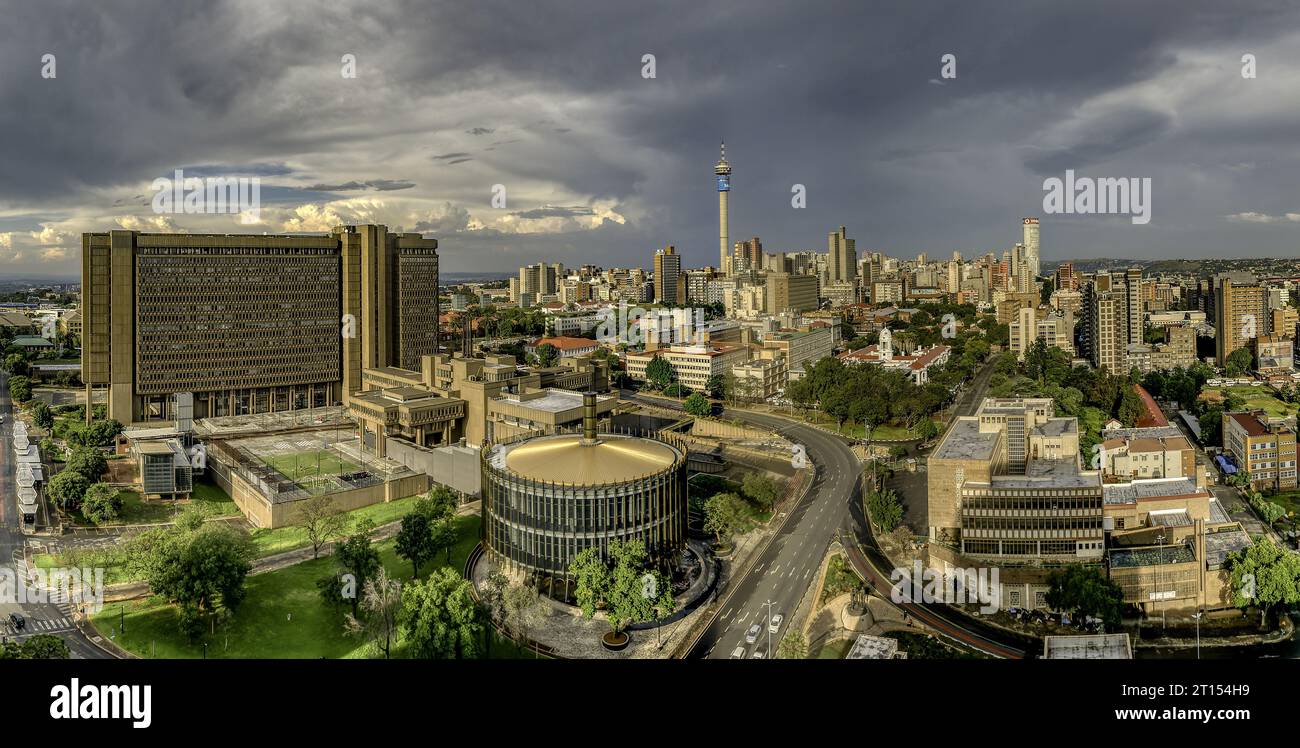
1214 275 1268 365
653 244 684 304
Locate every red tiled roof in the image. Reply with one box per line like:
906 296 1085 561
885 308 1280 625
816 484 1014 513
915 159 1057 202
530 336 597 351
1132 383 1168 428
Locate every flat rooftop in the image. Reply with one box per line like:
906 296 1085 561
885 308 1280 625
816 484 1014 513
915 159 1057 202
846 634 900 659
1109 543 1196 568
1100 425 1184 440
932 419 999 461
1043 634 1132 659
1032 418 1077 438
493 389 613 414
1103 477 1203 505
1204 528 1252 568
988 459 1098 489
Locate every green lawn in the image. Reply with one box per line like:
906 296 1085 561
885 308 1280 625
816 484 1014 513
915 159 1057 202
70 479 238 527
1268 490 1300 520
88 514 523 659
1203 384 1293 419
816 638 852 659
265 449 363 481
248 494 425 557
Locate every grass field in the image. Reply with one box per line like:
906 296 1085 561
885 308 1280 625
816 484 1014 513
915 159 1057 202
264 449 363 481
1202 384 1293 419
247 493 425 557
88 514 527 659
69 479 238 526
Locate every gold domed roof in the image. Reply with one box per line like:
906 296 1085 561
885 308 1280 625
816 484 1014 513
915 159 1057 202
502 433 678 484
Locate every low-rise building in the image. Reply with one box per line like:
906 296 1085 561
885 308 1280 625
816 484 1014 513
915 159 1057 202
1221 410 1297 491
838 328 950 385
625 343 749 392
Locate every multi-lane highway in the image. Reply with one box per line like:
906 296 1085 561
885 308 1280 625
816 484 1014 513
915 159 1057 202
627 360 1029 660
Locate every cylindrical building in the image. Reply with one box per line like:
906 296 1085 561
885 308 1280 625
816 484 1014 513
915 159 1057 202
481 394 688 590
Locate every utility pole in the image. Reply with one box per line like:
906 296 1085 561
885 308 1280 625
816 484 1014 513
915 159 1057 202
763 599 774 657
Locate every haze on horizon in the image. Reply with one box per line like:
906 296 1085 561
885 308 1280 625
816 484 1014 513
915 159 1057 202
2 0 1300 278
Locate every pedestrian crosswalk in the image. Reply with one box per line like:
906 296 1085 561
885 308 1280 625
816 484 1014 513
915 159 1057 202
6 604 76 636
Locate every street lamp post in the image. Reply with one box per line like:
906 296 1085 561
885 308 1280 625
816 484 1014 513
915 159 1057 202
763 599 774 658
1193 609 1203 659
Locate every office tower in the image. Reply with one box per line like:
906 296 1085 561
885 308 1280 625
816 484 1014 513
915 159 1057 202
1126 267 1143 345
828 225 857 284
82 225 438 424
715 142 731 275
765 272 819 314
1215 275 1269 364
653 244 683 304
1082 274 1129 374
1022 217 1040 279
732 236 763 273
1055 262 1077 290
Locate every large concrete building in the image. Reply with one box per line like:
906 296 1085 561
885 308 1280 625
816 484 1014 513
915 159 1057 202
1215 275 1269 365
1222 410 1297 491
927 397 1104 561
653 244 684 305
82 225 439 425
765 272 819 314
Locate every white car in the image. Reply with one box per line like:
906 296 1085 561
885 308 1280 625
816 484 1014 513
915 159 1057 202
744 623 762 644
750 647 766 659
768 614 783 634
730 646 746 659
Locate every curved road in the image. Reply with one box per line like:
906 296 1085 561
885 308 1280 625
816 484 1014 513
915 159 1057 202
626 376 1029 659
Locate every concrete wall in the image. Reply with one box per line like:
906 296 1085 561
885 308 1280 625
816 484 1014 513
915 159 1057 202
384 437 482 497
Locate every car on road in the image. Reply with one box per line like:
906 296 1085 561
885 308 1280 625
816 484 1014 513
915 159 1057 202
750 647 766 659
768 614 783 634
8 612 25 631
730 646 746 659
744 623 762 644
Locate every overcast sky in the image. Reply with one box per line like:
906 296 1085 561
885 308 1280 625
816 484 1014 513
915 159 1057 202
2 0 1299 278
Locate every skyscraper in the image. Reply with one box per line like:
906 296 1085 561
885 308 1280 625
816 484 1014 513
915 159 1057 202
653 244 683 305
828 225 856 285
1215 274 1268 364
1126 267 1143 346
1022 217 1040 280
715 142 731 276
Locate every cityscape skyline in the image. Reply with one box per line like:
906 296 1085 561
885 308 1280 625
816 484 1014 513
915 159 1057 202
4 1 1300 277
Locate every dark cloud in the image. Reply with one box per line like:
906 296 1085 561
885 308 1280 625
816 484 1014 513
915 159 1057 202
2 0 1300 274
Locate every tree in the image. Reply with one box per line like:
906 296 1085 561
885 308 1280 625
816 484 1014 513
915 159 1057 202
147 522 255 638
703 492 753 544
1116 386 1145 428
81 483 122 525
603 539 658 635
395 510 436 579
502 582 543 657
30 400 53 429
704 373 727 400
479 570 509 657
866 488 904 533
777 631 808 659
917 419 939 441
3 352 29 376
569 546 610 619
741 472 782 511
645 355 675 390
0 634 70 659
1228 537 1300 627
295 494 350 559
534 342 559 368
46 469 90 512
401 566 484 659
331 520 382 617
8 375 31 403
344 567 403 659
1225 346 1254 377
683 392 711 417
1044 565 1124 630
64 448 107 483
